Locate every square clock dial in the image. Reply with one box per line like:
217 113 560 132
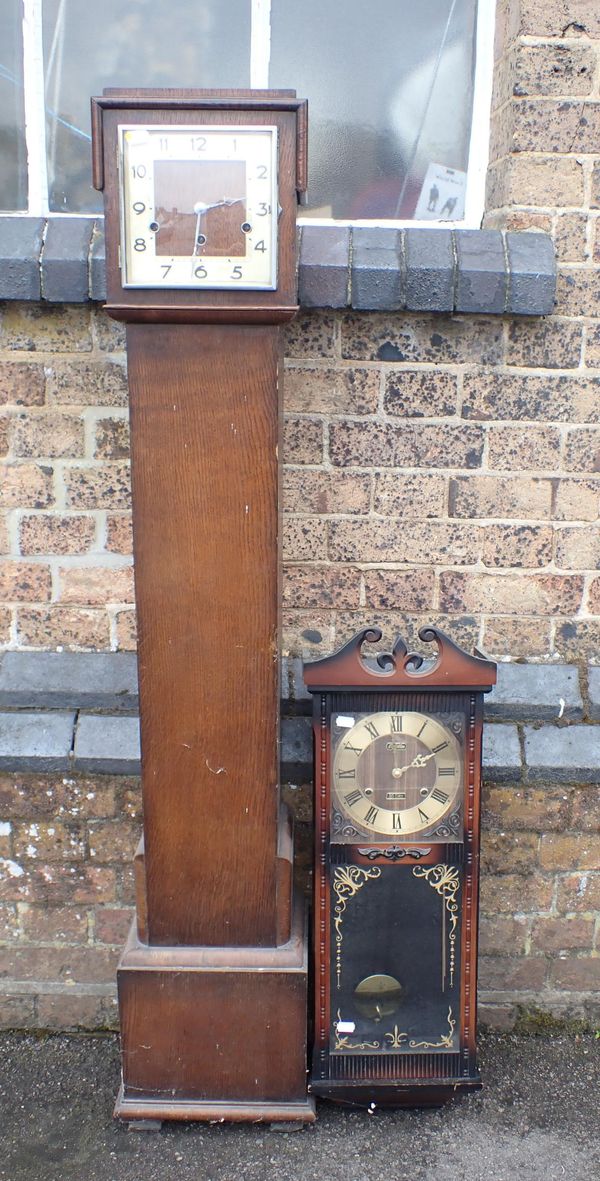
118 124 278 290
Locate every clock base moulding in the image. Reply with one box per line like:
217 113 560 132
115 897 315 1123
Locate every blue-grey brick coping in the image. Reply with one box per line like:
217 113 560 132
482 724 522 782
73 714 141 775
0 711 75 771
524 725 600 783
0 215 556 316
0 651 138 712
487 663 582 722
588 667 600 722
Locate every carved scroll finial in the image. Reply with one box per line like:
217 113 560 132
303 624 496 692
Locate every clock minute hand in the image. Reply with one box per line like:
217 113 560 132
192 198 246 255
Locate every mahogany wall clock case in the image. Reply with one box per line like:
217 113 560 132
91 88 313 1123
303 626 496 1107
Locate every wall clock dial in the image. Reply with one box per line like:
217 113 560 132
332 710 462 838
119 124 278 289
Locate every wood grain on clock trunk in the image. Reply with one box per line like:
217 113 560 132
126 321 281 947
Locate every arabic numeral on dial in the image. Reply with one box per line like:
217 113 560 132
256 203 270 216
191 135 207 151
132 201 146 215
194 265 207 279
254 240 266 253
159 137 168 151
257 165 268 179
160 265 172 279
133 238 147 252
230 265 243 280
132 164 146 178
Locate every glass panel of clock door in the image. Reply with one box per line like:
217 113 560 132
330 861 461 1054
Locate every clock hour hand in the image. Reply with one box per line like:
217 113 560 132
192 198 245 254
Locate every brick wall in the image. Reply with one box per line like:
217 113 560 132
0 0 599 1030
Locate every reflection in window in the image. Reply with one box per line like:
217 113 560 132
270 0 477 220
42 0 251 212
0 1 27 210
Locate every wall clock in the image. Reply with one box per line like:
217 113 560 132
303 626 496 1107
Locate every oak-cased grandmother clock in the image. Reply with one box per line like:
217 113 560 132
303 626 496 1107
91 90 312 1124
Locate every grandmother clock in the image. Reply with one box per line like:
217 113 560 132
303 626 496 1107
91 89 313 1123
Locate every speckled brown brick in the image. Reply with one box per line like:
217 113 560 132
282 417 323 464
328 518 480 564
19 906 89 944
450 475 553 519
483 785 570 832
483 524 554 568
0 462 54 508
330 420 484 469
284 366 379 414
363 568 435 611
487 156 585 210
16 606 110 649
554 478 600 521
479 915 528 957
556 268 600 316
464 373 598 422
0 863 116 906
439 571 584 615
45 361 128 407
563 429 600 473
0 362 45 406
282 565 361 608
19 514 95 556
104 514 133 554
514 42 596 97
93 417 130 460
482 617 553 659
480 873 553 915
0 561 51 602
0 774 117 821
587 576 600 613
593 163 600 210
373 472 447 517
283 311 337 358
88 819 140 864
11 411 85 459
584 322 600 368
487 425 561 471
13 822 85 862
554 214 590 263
555 619 600 661
283 470 371 515
57 565 134 606
511 99 600 154
482 831 539 875
114 609 136 651
383 369 459 417
62 463 131 510
555 526 600 570
505 320 583 370
520 0 600 38
281 609 335 657
530 917 595 955
341 313 504 365
90 310 126 353
0 304 92 352
282 517 328 561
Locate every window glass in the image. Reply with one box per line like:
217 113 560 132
42 0 251 212
270 0 477 220
0 1 27 210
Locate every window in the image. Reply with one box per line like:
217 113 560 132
5 0 494 224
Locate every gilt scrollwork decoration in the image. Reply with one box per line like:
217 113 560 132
413 864 460 990
408 1006 456 1050
333 864 381 988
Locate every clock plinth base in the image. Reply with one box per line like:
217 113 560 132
115 1092 315 1125
309 1075 481 1109
115 895 312 1123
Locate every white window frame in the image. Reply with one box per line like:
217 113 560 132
16 0 495 227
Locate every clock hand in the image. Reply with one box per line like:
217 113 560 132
392 750 436 780
192 198 246 255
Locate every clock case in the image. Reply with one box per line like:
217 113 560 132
303 626 496 1107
